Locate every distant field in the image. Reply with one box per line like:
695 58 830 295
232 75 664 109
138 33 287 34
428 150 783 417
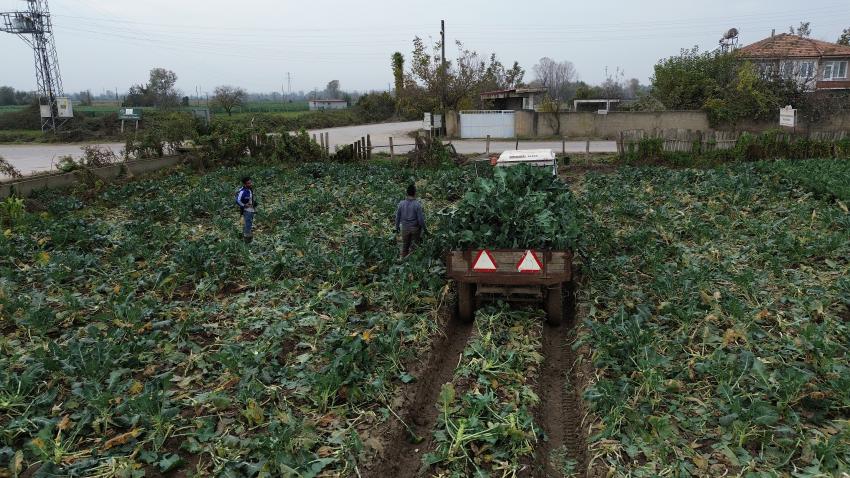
0 101 310 117
0 129 46 143
0 105 26 114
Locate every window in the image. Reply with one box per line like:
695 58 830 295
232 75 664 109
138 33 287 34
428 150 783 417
799 61 815 78
823 61 849 80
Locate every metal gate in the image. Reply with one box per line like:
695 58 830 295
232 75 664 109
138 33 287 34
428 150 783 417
459 110 515 139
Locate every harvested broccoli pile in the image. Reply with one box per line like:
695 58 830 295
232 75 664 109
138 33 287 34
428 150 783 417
439 164 579 250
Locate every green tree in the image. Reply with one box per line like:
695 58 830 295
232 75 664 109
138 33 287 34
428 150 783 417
324 80 340 99
838 27 850 46
651 46 810 126
354 92 396 123
148 68 179 108
651 47 737 110
0 86 15 106
392 52 405 95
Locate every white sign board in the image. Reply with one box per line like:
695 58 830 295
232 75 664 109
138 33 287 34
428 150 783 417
423 112 432 130
57 97 74 118
433 114 443 128
779 106 796 128
39 104 52 118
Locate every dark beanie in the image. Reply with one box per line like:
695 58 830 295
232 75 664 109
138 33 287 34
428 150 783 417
407 184 416 197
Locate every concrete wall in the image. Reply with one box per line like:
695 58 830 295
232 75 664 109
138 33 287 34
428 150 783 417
515 110 535 137
448 110 711 139
449 108 850 139
445 110 460 138
0 156 183 198
537 111 711 138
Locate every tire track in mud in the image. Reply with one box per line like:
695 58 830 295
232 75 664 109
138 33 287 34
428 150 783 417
531 283 589 477
367 313 474 478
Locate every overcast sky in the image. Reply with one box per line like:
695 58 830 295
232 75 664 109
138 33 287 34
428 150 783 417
1 0 847 96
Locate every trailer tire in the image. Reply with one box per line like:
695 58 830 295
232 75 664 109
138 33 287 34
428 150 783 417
545 284 563 326
457 282 476 323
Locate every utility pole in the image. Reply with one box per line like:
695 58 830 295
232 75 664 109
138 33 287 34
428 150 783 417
440 20 446 113
2 0 67 132
287 72 292 97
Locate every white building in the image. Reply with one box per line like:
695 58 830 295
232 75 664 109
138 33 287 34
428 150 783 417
308 99 348 111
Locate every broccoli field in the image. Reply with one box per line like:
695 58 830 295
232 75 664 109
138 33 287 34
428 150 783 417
1 158 849 477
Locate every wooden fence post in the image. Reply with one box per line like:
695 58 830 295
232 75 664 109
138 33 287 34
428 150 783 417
486 135 491 154
618 132 624 158
312 134 317 144
355 141 360 160
325 132 330 154
366 134 372 160
389 137 395 160
585 139 590 155
562 137 566 155
319 133 325 152
515 137 519 150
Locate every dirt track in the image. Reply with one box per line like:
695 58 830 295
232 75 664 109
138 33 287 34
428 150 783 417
368 313 474 477
531 284 588 477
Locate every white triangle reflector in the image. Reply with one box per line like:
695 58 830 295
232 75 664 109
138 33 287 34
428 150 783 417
472 250 498 272
517 250 543 273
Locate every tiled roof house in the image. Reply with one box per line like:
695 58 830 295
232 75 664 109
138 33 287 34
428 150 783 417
737 33 850 90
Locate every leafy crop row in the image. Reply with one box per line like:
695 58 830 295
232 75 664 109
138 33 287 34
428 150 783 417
0 161 472 477
426 307 543 476
757 158 850 202
577 165 850 476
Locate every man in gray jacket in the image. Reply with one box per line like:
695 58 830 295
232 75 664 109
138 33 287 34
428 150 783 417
395 184 426 258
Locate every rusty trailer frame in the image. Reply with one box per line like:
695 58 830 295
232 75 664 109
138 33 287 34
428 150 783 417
445 249 573 325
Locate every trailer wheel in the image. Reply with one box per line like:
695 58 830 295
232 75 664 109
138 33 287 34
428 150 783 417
457 282 476 323
545 285 563 326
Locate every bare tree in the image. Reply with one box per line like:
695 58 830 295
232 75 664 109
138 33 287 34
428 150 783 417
533 57 576 95
789 21 812 37
213 86 247 116
600 67 626 99
533 57 577 135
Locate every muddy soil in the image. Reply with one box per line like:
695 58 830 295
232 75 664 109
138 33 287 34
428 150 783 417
366 312 474 477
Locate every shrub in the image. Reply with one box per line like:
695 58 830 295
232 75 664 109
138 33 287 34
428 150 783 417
0 196 26 227
353 92 396 123
125 111 198 159
623 137 664 163
79 145 120 168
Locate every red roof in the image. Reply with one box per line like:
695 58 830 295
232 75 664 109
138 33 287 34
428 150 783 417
738 33 850 59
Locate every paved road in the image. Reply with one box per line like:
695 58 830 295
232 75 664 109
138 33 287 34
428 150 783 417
306 121 617 155
0 142 126 177
1 120 616 178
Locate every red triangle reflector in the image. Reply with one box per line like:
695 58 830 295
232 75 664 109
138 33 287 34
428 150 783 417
517 250 543 273
472 250 497 272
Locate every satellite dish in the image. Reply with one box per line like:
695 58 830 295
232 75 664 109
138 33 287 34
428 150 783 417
722 28 739 40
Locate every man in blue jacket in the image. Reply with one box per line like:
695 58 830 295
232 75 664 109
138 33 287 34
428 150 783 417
236 177 257 243
395 184 426 258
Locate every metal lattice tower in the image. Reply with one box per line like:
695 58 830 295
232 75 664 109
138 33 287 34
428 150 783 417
1 0 66 132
